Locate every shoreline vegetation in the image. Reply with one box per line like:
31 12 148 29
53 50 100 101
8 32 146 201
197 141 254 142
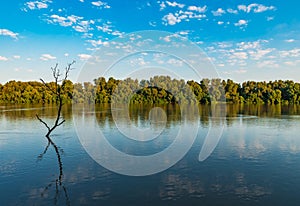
0 76 300 105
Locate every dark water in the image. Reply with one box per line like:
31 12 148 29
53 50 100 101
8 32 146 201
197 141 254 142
1 104 300 205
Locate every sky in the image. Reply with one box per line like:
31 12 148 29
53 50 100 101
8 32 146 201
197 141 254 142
0 0 300 83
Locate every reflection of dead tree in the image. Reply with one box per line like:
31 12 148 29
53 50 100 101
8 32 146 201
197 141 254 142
38 138 70 206
36 61 75 206
36 61 75 137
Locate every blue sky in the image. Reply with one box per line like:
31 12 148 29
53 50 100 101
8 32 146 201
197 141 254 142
0 0 300 83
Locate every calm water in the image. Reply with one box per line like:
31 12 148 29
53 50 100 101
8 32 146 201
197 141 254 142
1 104 300 205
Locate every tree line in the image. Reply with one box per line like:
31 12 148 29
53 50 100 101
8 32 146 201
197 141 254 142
1 76 300 105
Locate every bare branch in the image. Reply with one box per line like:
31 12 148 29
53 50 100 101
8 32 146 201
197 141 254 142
36 114 50 131
40 78 57 94
57 119 66 127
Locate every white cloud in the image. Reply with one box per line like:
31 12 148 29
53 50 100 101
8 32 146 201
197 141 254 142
165 1 185 8
234 19 248 27
212 8 226 16
97 24 112 33
78 54 92 61
252 4 276 13
0 29 19 39
91 1 110 9
159 2 166 11
217 42 232 48
0 56 8 61
257 60 279 68
48 14 95 34
284 61 296 66
159 1 184 10
231 52 248 60
167 58 183 66
177 30 189 35
64 53 69 57
13 55 21 59
159 34 182 43
25 0 52 10
217 21 224 25
227 8 238 14
87 39 107 47
40 54 56 61
279 49 300 58
73 26 85 33
267 16 274 21
237 40 263 50
249 48 274 60
129 57 148 66
162 13 181 25
237 5 247 12
187 5 207 13
238 4 275 13
235 69 247 74
285 39 295 43
162 6 207 25
149 21 157 27
49 14 83 27
96 23 123 37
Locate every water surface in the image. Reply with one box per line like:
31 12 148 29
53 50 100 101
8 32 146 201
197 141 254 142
1 104 300 205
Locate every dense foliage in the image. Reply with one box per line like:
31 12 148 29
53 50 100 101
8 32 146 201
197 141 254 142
1 76 300 105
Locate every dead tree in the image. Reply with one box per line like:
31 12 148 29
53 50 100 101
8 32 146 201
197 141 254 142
36 61 75 137
36 61 75 206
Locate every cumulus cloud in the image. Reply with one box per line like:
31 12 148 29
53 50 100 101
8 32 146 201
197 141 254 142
231 52 248 60
279 49 300 58
236 40 263 50
96 22 123 37
91 1 111 9
187 5 207 13
249 48 274 60
0 29 19 39
238 4 275 13
162 5 207 25
159 34 179 42
257 60 279 68
162 13 181 25
48 14 95 34
227 8 238 14
234 19 248 27
212 8 226 16
49 14 83 27
285 39 295 43
159 1 185 10
0 56 8 61
13 55 21 59
24 0 52 10
167 58 183 66
40 54 56 61
165 1 185 8
86 39 109 47
159 1 166 11
78 54 92 61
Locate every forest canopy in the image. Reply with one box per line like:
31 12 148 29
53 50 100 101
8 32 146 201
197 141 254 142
0 76 300 105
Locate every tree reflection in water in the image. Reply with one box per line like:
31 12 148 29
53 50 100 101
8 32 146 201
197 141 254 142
38 135 70 206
